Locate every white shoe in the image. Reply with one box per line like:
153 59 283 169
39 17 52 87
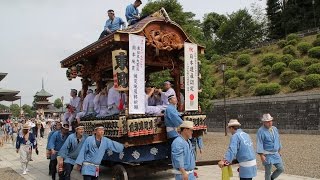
22 171 27 175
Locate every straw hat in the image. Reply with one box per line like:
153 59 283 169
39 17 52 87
180 121 194 129
22 124 30 130
261 113 273 122
227 119 241 127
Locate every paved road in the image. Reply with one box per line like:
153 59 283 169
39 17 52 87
0 138 318 180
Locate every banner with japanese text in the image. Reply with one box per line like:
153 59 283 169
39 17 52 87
129 34 146 114
184 42 198 111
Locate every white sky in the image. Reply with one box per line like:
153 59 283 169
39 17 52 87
0 0 266 106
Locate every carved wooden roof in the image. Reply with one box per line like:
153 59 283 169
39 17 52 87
60 11 204 68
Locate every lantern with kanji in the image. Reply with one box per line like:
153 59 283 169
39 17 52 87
112 50 129 91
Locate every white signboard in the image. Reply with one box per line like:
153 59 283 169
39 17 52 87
184 42 199 111
129 34 146 114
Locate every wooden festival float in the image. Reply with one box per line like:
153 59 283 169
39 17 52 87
60 8 207 179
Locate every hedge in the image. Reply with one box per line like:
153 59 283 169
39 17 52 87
286 33 300 41
226 77 241 89
280 54 294 65
279 70 298 84
255 83 281 96
297 42 312 55
305 58 320 66
237 54 251 66
288 59 304 72
224 69 237 80
260 78 269 83
289 77 305 91
236 70 246 80
283 45 297 57
246 78 258 86
277 40 287 49
251 67 260 73
313 38 320 47
287 39 298 46
306 63 320 74
244 72 259 81
305 74 320 88
261 65 272 75
261 53 279 66
272 62 287 75
308 47 320 59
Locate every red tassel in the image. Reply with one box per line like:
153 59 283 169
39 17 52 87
118 96 124 110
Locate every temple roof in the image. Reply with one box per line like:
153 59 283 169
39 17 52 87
35 101 52 105
0 73 21 102
34 88 53 97
0 95 21 101
0 73 7 82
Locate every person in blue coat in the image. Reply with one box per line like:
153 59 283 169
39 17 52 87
257 114 284 180
125 0 142 25
164 95 183 142
171 121 196 180
57 125 88 180
48 124 71 180
99 10 126 39
47 121 62 175
75 124 126 180
218 119 257 180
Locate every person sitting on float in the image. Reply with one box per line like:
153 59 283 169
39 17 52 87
159 81 176 107
99 9 126 39
76 89 95 123
145 86 162 116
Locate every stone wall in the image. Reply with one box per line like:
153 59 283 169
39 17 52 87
207 91 320 134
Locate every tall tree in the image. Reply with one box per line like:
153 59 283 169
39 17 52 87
9 104 20 117
54 98 63 109
0 104 9 111
22 104 35 117
266 0 285 39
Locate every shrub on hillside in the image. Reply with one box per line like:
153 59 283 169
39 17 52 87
287 39 298 46
306 63 320 74
246 78 258 86
226 77 240 89
236 70 246 80
210 54 221 62
237 54 251 66
216 85 232 98
286 33 300 41
277 40 287 49
225 69 236 80
244 72 258 81
261 65 272 75
297 42 312 55
260 78 269 83
308 47 320 59
317 34 320 39
288 59 304 72
261 53 279 66
280 54 294 65
224 57 235 66
279 70 298 84
289 77 305 91
250 67 260 73
305 74 320 88
283 45 297 57
313 38 320 47
252 48 262 54
305 58 320 66
272 62 287 75
255 83 281 96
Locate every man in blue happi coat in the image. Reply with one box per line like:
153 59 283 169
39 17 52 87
99 9 126 39
47 121 62 175
257 114 284 180
164 95 183 143
125 0 142 25
75 124 126 180
57 125 88 180
171 121 196 180
48 124 71 180
218 119 257 180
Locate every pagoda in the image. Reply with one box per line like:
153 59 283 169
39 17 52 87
33 79 54 118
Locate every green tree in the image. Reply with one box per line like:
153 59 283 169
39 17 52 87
22 104 35 117
0 104 9 111
202 12 227 40
9 104 20 117
266 0 284 39
54 98 63 109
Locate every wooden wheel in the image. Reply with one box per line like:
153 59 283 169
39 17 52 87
112 164 129 180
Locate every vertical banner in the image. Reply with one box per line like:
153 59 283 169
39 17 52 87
129 34 146 114
112 50 129 91
184 42 199 111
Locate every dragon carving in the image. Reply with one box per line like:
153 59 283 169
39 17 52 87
146 30 183 51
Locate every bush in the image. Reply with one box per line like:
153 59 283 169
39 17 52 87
224 69 236 80
283 45 297 56
306 63 320 74
250 67 260 73
255 83 281 96
289 77 305 91
305 74 320 88
279 70 298 84
287 39 298 46
261 53 279 66
297 42 312 55
216 85 232 98
277 40 287 49
313 38 320 47
286 33 300 41
244 72 258 81
237 54 251 66
246 78 258 86
272 62 287 75
260 78 269 83
210 54 221 62
317 34 320 39
305 58 320 66
252 48 262 54
236 70 246 80
261 65 272 75
226 77 240 89
280 54 294 65
308 47 320 59
224 57 235 66
288 59 304 72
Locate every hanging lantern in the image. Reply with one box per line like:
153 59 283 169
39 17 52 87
112 50 128 91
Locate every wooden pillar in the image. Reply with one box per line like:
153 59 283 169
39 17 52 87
171 63 182 112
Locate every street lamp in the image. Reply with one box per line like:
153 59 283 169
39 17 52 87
221 63 227 136
61 96 64 115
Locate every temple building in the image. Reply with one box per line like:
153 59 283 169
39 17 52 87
33 80 56 118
